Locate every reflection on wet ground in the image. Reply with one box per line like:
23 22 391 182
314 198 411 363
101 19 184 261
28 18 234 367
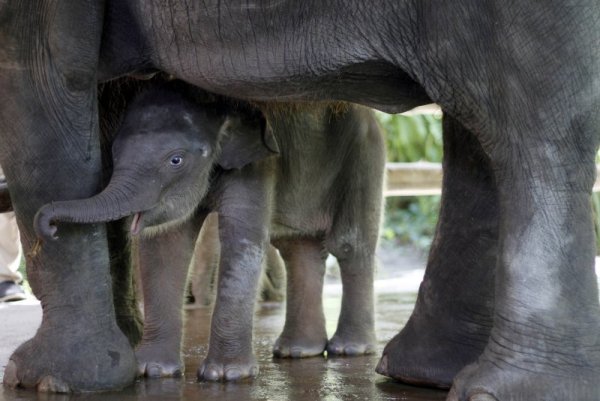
0 267 448 401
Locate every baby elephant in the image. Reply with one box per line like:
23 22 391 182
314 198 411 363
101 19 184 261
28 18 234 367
35 80 385 381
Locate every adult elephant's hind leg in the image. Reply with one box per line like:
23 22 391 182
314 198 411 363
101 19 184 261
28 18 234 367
442 6 600 400
0 2 136 392
448 107 600 401
376 115 497 388
450 128 600 401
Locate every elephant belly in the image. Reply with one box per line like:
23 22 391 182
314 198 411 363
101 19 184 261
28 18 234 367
270 210 332 240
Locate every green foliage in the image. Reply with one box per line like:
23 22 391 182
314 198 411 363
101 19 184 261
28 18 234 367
382 196 440 250
593 193 600 253
376 112 443 163
376 112 443 250
18 256 31 294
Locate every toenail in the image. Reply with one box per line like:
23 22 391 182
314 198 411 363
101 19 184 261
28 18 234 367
37 375 70 393
146 364 162 377
202 368 220 381
446 386 459 401
345 345 361 355
328 344 343 354
224 368 242 381
3 360 19 388
470 393 498 401
375 355 388 374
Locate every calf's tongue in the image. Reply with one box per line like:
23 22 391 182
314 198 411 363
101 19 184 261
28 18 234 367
130 213 142 235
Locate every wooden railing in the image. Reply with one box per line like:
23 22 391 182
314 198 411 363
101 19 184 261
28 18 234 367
384 162 442 197
385 163 600 197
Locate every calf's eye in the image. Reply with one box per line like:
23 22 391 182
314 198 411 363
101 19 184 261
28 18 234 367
170 156 183 166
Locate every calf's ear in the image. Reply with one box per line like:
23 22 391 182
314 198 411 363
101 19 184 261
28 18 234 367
217 111 279 170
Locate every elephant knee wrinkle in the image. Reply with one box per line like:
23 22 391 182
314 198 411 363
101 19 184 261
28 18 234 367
329 241 357 262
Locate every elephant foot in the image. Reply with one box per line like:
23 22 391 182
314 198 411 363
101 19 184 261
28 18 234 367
272 333 327 358
326 329 376 356
135 343 183 378
197 355 259 382
375 315 490 389
3 323 136 392
446 319 600 401
447 358 600 401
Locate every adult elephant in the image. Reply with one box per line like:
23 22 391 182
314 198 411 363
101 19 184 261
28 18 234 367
0 2 598 400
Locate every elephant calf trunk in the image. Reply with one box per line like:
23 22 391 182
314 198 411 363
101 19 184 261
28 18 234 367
34 194 135 241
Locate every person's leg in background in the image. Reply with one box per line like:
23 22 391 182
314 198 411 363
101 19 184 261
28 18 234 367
0 167 25 302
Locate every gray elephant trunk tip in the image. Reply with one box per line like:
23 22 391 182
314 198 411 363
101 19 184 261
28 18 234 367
33 203 60 241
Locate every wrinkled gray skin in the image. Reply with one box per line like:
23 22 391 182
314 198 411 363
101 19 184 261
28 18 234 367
35 80 384 381
188 212 286 306
1 1 599 400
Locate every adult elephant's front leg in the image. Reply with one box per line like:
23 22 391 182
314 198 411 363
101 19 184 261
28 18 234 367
198 166 272 382
377 115 498 388
439 7 600 401
0 2 136 392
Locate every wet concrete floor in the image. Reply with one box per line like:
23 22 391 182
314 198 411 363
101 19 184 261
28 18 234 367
0 279 448 400
0 245 449 400
2 250 600 400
